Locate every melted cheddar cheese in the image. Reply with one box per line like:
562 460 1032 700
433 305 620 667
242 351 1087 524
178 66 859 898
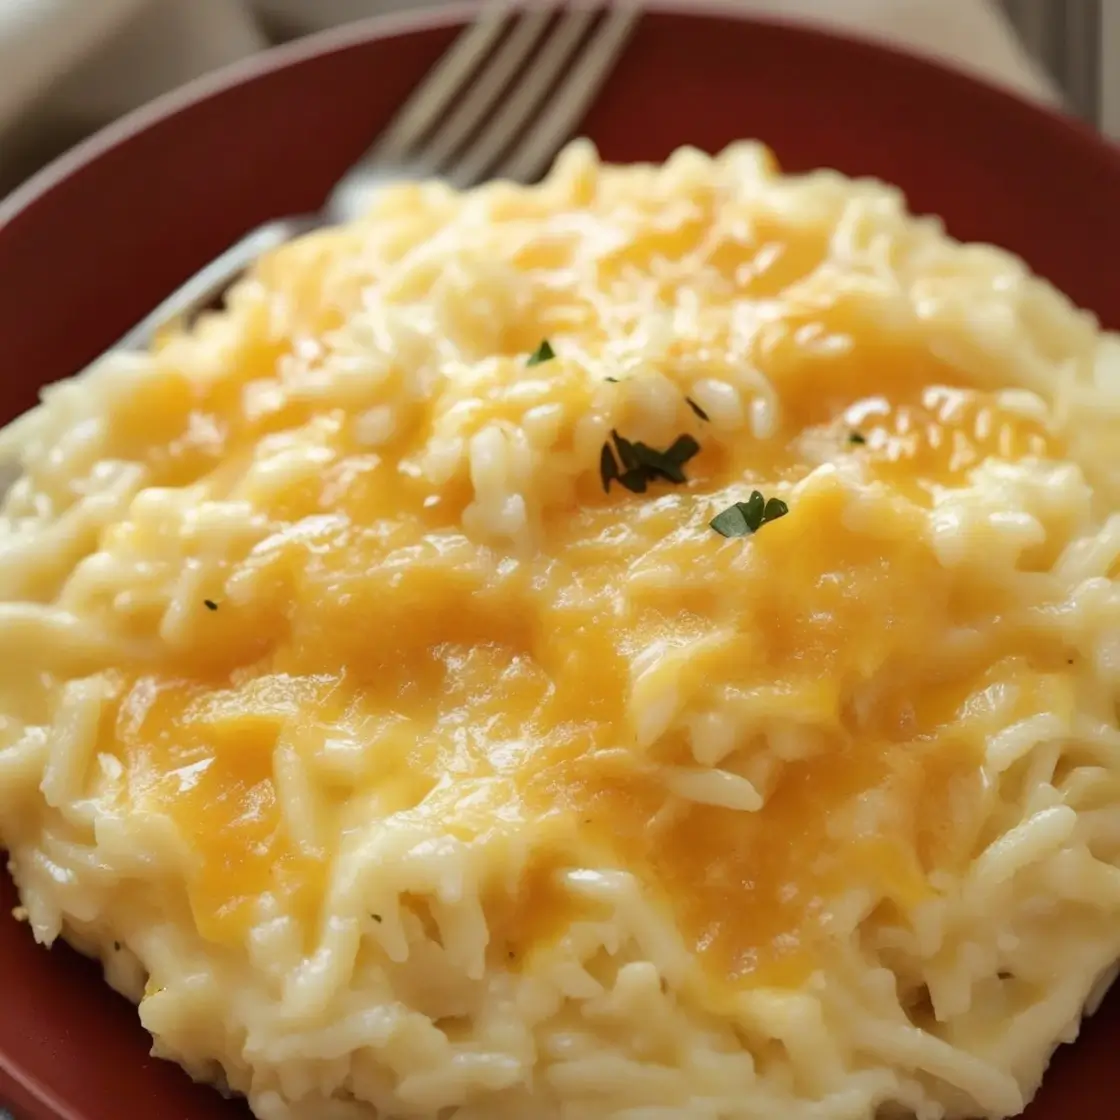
68 144 1076 1005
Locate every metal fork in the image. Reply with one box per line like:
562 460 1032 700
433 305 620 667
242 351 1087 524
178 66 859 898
116 0 639 352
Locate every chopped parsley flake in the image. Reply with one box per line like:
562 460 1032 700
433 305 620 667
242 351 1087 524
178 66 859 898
710 491 789 537
599 443 620 492
600 431 701 494
848 431 867 445
605 376 620 383
618 469 648 494
203 599 219 611
612 430 639 472
685 396 709 422
526 339 556 366
371 914 383 923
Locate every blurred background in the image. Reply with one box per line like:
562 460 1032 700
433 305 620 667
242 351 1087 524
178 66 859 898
0 0 1110 199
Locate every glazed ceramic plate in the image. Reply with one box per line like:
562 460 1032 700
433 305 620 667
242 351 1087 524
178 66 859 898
2 4 1120 1118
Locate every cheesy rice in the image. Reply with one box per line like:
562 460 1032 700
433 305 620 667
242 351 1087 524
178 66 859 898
3 141 1120 1120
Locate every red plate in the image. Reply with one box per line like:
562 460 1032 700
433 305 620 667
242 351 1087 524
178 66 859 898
1 4 1119 1118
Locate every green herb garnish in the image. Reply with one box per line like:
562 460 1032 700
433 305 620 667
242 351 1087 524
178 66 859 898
618 469 648 494
848 431 867 445
599 443 620 492
600 431 701 493
635 434 701 484
203 599 219 611
710 492 789 537
612 430 640 472
605 376 620 383
371 914 383 923
685 396 709 422
527 339 556 366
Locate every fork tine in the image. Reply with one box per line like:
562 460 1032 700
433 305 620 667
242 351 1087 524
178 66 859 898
369 0 515 165
419 5 559 173
448 6 600 188
498 3 640 185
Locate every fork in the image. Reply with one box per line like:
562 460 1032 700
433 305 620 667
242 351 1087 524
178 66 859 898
116 0 640 353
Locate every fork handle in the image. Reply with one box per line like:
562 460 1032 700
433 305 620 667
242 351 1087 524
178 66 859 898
113 218 318 352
